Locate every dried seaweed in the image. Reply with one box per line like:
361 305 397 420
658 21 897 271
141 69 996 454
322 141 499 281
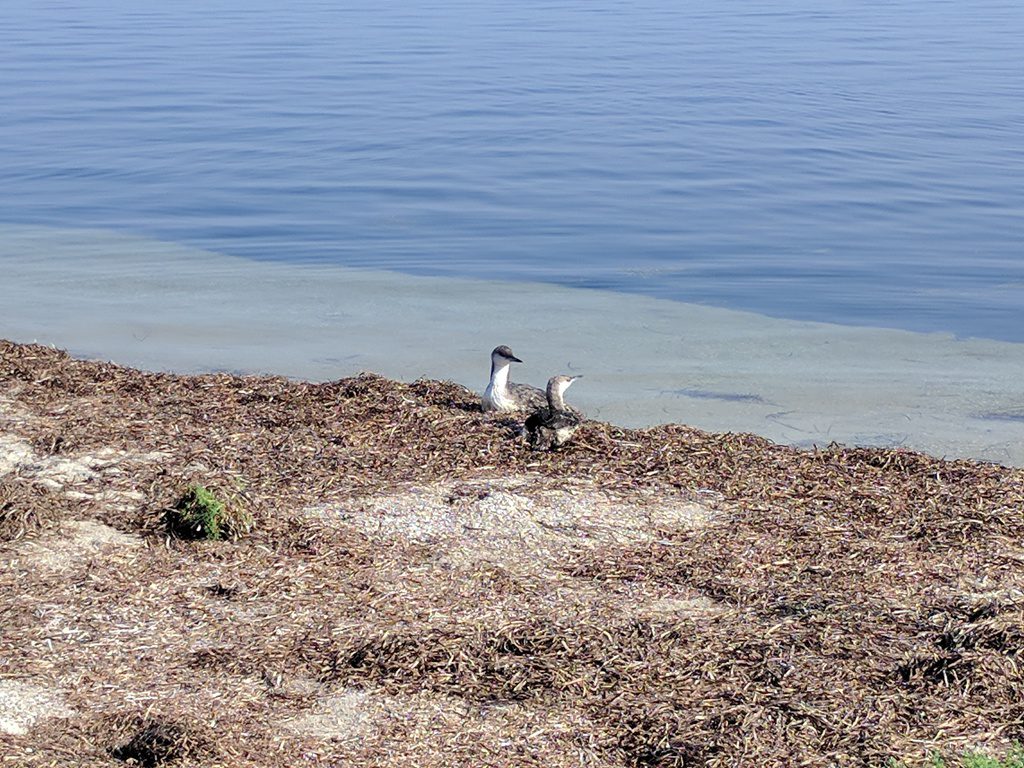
2 338 1024 768
0 476 60 541
109 716 213 767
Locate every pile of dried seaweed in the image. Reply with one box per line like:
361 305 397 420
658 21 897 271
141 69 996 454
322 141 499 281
1 339 1023 767
0 476 61 541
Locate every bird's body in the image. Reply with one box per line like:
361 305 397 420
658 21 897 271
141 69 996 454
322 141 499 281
525 375 583 450
481 345 546 413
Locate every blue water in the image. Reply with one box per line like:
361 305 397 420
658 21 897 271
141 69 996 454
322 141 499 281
2 0 1023 340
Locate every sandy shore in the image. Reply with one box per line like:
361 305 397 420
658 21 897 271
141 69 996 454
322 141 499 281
2 339 1023 767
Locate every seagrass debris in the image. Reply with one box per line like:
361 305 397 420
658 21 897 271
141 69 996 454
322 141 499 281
0 476 61 541
1 338 1023 767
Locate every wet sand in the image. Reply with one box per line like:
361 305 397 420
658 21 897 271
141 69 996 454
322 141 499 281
2 224 1022 465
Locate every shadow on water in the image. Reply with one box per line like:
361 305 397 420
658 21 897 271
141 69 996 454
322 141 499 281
664 388 767 404
976 411 1024 423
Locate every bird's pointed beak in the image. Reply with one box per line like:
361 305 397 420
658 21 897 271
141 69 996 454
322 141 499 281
509 354 523 363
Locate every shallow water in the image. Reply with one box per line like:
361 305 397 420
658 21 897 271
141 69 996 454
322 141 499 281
1 1 1023 339
3 225 1023 467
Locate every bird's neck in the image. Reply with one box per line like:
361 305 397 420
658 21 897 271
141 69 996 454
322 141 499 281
489 361 511 393
547 385 565 412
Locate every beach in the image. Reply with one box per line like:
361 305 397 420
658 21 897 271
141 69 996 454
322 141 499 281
2 338 1023 766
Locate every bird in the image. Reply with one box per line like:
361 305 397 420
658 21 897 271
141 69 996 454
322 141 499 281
525 375 583 450
481 345 547 413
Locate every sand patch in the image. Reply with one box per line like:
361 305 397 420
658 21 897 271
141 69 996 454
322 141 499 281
638 593 726 620
0 395 35 427
375 693 609 767
279 688 371 741
0 435 114 488
279 688 611 767
9 519 145 571
0 434 36 477
0 679 75 736
308 476 717 572
0 433 164 511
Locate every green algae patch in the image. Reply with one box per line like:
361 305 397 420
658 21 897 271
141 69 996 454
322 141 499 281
165 484 251 541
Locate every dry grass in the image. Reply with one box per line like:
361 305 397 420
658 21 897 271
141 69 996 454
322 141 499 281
1 338 1023 767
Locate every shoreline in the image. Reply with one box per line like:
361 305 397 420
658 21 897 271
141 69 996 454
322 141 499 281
3 225 1024 468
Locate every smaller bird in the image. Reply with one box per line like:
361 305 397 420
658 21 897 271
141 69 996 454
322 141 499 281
481 345 547 413
525 375 583 451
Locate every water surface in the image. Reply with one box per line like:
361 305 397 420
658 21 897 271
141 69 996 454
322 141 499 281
2 1 1023 338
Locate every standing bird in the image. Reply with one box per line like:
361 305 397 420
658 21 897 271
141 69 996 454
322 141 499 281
525 375 583 450
481 345 546 413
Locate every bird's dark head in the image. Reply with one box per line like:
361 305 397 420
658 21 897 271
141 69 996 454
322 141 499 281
491 345 522 364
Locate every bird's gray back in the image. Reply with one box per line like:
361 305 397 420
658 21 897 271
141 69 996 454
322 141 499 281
508 382 547 411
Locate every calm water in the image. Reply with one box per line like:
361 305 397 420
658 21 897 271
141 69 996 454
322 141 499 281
2 0 1023 340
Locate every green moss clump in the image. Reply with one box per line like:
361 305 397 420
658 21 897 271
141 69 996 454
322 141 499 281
900 745 1024 768
960 745 1024 768
165 484 251 541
